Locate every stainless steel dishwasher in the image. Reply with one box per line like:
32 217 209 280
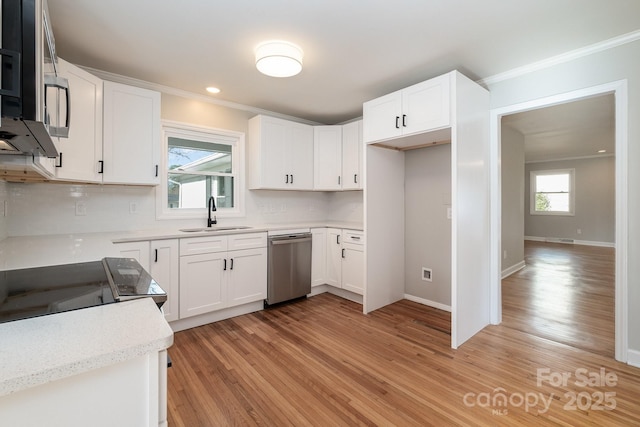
266 232 312 305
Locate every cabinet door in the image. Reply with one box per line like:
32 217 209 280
179 252 226 318
103 81 160 185
362 90 402 143
341 120 362 190
227 247 267 307
313 126 342 190
150 239 179 322
311 228 327 287
54 59 103 183
116 241 150 271
325 228 342 287
287 121 314 190
258 116 290 189
342 244 364 295
401 74 450 135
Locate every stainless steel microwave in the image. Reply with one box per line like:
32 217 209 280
0 0 68 158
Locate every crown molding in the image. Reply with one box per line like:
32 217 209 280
79 66 322 125
478 30 640 87
525 153 614 164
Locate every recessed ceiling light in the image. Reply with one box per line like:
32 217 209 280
206 87 221 94
255 40 303 78
598 149 607 153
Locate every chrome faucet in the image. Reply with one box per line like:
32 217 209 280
207 196 217 227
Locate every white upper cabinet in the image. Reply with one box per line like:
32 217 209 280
54 59 103 183
341 120 362 190
363 73 450 144
314 126 342 190
102 81 161 185
248 115 314 190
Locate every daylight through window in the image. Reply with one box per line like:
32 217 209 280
530 169 575 215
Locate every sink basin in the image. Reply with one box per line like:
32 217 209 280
179 226 252 233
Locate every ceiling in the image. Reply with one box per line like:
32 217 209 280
47 0 640 125
502 94 616 162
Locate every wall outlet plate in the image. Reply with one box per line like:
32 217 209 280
75 201 87 216
422 267 433 282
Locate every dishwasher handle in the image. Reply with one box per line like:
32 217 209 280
270 236 312 245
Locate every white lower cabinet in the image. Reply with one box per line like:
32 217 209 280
313 227 364 295
114 239 180 322
179 232 267 319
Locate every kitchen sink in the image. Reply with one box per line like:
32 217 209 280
179 226 252 233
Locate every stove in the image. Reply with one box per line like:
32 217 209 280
0 258 166 324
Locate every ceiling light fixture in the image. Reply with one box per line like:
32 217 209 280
255 40 303 78
206 87 221 94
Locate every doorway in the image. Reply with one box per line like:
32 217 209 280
489 81 628 362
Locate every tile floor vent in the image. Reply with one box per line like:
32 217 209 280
545 237 575 244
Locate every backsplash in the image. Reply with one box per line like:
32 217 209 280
5 182 361 237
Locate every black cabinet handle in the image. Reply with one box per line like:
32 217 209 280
395 116 400 129
342 248 345 259
230 258 234 270
354 174 357 184
155 165 158 177
336 235 340 245
402 114 407 127
290 174 294 184
154 249 158 263
338 176 341 185
98 160 104 174
223 259 227 271
56 152 63 168
285 174 289 184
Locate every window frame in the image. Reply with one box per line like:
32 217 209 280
156 120 245 220
529 168 575 216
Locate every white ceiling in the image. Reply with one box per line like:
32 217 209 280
47 0 640 126
502 94 616 162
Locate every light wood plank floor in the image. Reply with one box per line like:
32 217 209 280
502 241 615 357
167 284 640 425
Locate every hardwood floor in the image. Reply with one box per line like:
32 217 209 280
502 241 615 357
167 290 640 425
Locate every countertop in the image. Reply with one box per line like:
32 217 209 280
0 297 174 397
0 221 363 271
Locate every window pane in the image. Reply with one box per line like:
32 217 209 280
168 173 234 209
168 137 232 174
535 192 569 212
536 174 569 192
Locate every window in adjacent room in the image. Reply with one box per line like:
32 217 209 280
157 122 244 219
530 169 575 215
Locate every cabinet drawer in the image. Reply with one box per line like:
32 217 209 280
343 230 364 245
228 232 268 251
180 235 227 256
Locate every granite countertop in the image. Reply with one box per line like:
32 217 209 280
0 297 173 397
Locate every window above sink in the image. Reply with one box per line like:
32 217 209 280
156 121 245 220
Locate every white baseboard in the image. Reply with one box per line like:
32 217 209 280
404 294 451 312
502 261 526 279
627 349 640 368
525 236 615 248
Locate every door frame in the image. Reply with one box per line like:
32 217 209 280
488 80 628 362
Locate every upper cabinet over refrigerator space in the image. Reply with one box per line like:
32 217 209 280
363 73 451 150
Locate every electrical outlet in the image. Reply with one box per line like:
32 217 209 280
129 202 138 214
503 250 508 260
421 267 433 282
75 201 87 216
577 228 582 235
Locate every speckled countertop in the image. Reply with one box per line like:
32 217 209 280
0 297 173 397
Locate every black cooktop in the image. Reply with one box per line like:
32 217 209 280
0 258 166 324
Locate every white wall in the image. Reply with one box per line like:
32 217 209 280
404 145 452 306
524 157 615 244
4 93 358 237
501 126 525 271
487 39 640 351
